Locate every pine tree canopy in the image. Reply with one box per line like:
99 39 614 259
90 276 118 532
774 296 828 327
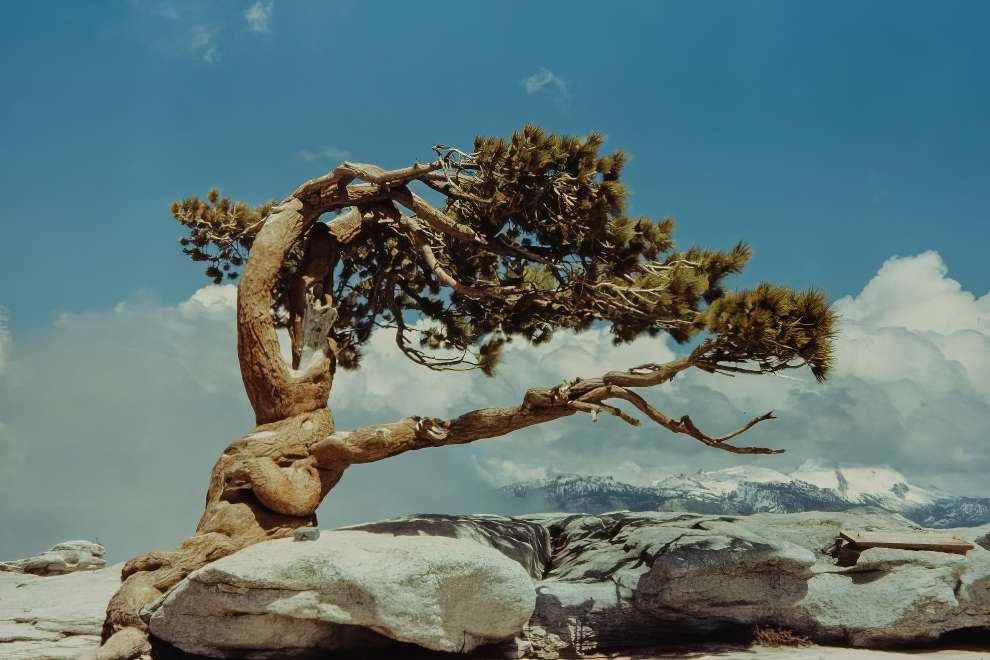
170 125 836 380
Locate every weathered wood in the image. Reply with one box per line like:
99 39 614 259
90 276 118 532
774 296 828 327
96 148 819 659
839 529 975 555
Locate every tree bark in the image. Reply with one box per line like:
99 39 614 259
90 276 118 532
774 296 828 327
97 161 781 659
101 188 351 650
236 197 333 425
102 407 345 645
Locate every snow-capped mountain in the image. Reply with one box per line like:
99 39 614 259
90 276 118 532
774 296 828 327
502 462 990 528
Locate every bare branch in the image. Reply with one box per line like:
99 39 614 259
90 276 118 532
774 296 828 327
601 358 694 388
325 207 363 243
568 399 640 426
390 187 486 244
311 354 781 466
604 387 781 454
291 159 442 206
399 217 506 301
336 160 443 186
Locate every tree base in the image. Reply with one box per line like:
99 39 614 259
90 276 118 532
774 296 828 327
101 408 343 646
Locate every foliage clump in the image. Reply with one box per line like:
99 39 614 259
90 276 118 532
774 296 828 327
171 125 836 379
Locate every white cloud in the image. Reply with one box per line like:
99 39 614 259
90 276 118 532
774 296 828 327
833 250 990 335
178 283 237 315
128 1 222 63
521 68 569 102
188 25 219 63
244 1 273 33
297 146 350 163
1 252 987 564
668 252 990 492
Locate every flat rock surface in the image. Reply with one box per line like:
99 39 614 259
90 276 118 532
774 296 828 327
4 512 989 659
0 562 122 659
147 528 537 658
523 510 990 656
0 539 106 576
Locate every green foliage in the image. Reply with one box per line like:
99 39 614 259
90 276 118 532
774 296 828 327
169 125 837 381
171 190 274 284
704 285 837 381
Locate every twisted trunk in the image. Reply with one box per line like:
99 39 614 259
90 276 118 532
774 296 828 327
95 163 781 659
237 197 332 424
100 195 348 652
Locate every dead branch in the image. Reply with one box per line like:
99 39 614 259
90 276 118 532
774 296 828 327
399 217 506 301
311 354 782 466
390 187 486 244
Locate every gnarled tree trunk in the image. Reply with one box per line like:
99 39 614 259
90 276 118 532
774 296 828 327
95 163 783 659
100 192 349 651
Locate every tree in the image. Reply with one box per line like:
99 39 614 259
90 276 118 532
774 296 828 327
96 126 836 658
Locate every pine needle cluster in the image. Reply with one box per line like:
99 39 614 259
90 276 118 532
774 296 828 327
170 125 836 379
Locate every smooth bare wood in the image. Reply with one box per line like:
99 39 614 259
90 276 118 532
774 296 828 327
839 530 975 554
287 224 337 369
103 409 344 648
237 197 331 424
98 155 792 660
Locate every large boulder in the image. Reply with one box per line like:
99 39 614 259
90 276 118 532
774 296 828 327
524 511 817 654
344 513 551 580
0 562 123 659
147 527 537 658
522 511 990 656
746 511 990 646
0 540 106 576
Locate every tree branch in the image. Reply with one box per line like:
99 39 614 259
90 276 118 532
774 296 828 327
399 217 506 301
595 387 781 454
389 187 486 244
309 355 782 466
237 198 334 424
336 160 443 186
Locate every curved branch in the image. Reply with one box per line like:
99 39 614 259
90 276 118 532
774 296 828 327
399 217 505 301
390 187 486 244
336 160 442 186
237 197 332 424
589 386 781 454
237 155 450 424
601 358 694 388
309 355 782 466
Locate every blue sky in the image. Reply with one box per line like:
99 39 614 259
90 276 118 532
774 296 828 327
1 2 989 560
1 1 988 330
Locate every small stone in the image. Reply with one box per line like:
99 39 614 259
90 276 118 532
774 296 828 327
1 540 106 576
293 527 320 541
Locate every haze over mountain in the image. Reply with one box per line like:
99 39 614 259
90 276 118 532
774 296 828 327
502 461 990 528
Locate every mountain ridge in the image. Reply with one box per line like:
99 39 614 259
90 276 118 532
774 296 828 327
501 463 990 528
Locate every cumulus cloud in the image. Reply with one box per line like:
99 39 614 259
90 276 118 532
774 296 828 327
297 146 350 163
244 1 273 33
0 287 529 561
0 251 987 563
836 251 990 335
666 251 990 492
521 68 569 102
